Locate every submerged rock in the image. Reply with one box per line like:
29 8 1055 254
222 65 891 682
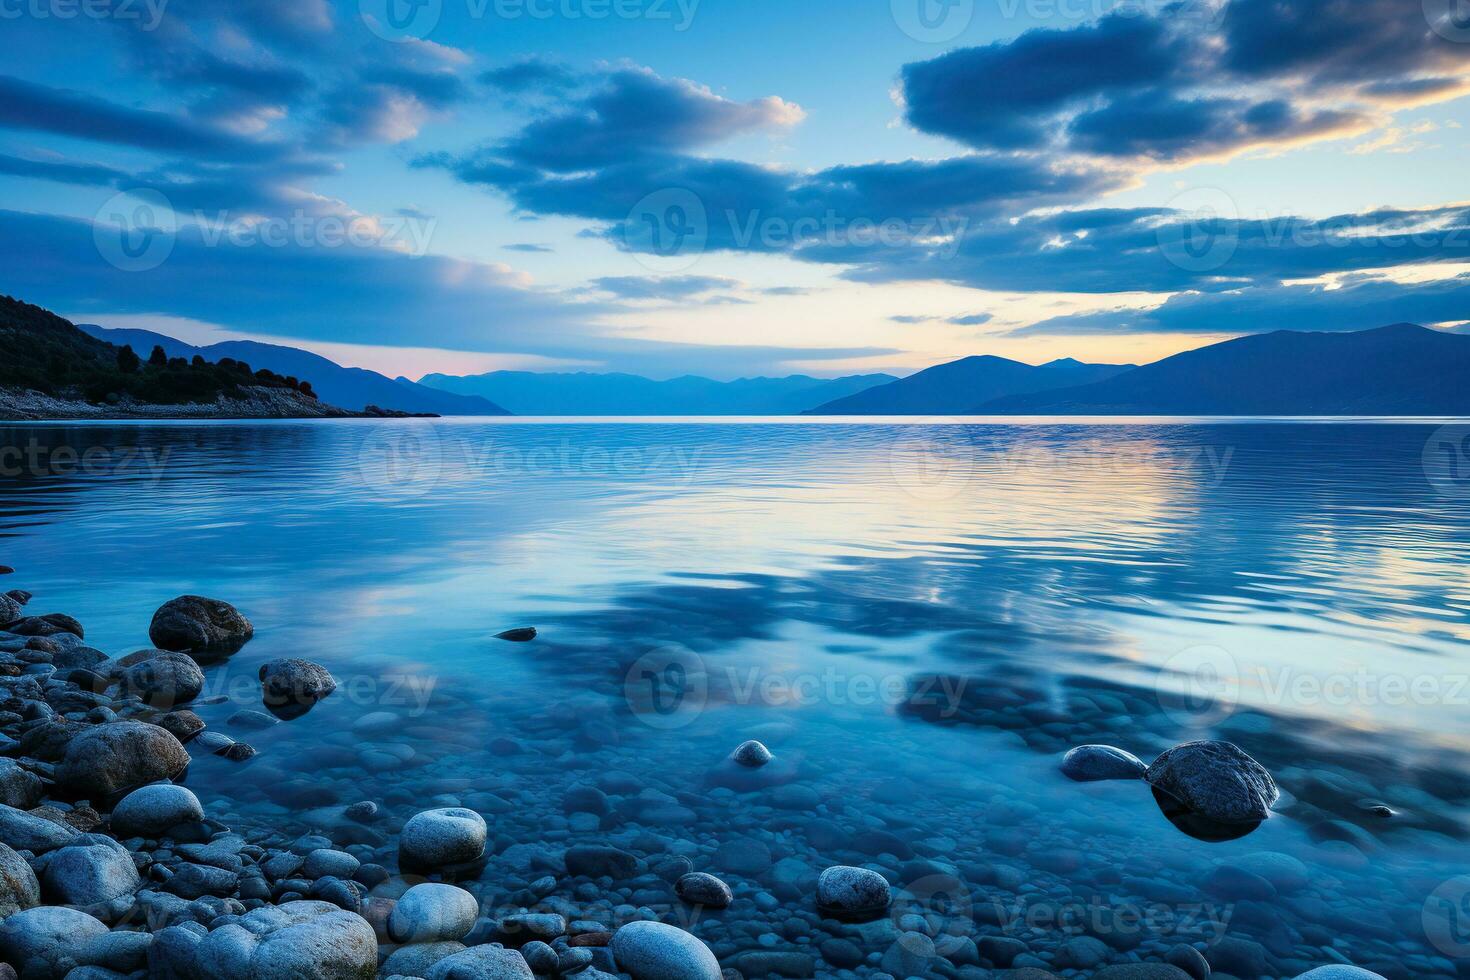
730 740 773 768
149 595 254 652
1060 744 1147 782
400 807 486 870
1145 740 1279 825
676 872 733 909
259 658 337 708
57 722 191 800
816 866 891 921
611 921 722 980
495 627 538 642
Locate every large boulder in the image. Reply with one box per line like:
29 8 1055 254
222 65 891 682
0 906 109 978
259 659 337 708
56 722 191 800
149 596 253 653
41 834 142 906
388 883 478 943
399 808 486 870
611 921 722 980
147 900 376 978
110 783 205 838
0 594 20 626
0 760 42 810
1293 969 1389 979
0 805 77 853
425 945 534 980
0 842 39 918
1145 740 1279 824
117 652 205 709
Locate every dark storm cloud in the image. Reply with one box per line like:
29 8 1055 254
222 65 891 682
480 58 581 94
899 0 1469 162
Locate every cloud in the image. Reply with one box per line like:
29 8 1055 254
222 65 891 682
949 313 993 326
899 1 1470 163
590 275 743 300
504 243 555 253
0 152 128 187
495 67 804 173
1011 273 1470 336
0 75 290 160
480 58 580 94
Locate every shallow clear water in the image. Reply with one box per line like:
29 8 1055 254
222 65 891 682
5 418 1470 978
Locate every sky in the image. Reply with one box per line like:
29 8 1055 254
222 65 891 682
1 0 1468 380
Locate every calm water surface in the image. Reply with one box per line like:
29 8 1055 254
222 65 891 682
4 419 1470 978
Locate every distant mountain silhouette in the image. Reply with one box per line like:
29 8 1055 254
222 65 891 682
978 324 1470 415
806 355 1133 414
418 370 897 416
79 326 509 416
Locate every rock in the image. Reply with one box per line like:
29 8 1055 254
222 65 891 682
400 808 486 869
302 849 359 879
611 921 722 980
1093 967 1194 980
816 866 891 920
163 862 240 899
42 834 142 906
72 930 153 972
0 842 39 918
0 906 109 978
228 709 280 730
1057 935 1110 969
1060 744 1147 781
259 658 337 707
565 845 638 880
149 595 253 652
495 628 537 642
676 872 733 908
389 883 479 943
495 913 566 947
157 710 206 742
0 595 18 625
147 900 376 978
0 759 42 809
57 722 191 800
881 933 934 977
1166 943 1211 980
0 803 77 852
1145 740 1279 824
117 651 205 708
384 941 467 976
424 944 535 979
730 740 773 767
1293 970 1388 980
110 783 205 837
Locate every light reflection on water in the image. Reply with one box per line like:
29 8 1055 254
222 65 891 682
4 418 1470 975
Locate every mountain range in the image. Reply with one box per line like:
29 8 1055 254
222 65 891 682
418 370 897 416
805 356 1133 414
77 325 509 417
976 324 1470 415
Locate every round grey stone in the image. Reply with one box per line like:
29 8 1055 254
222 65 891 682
1060 744 1147 782
817 865 891 918
0 841 40 918
149 595 253 652
42 834 143 906
676 872 733 909
425 944 534 980
1145 740 1279 824
730 740 773 767
57 721 190 799
110 783 205 837
388 883 479 943
611 920 722 980
0 906 109 977
400 808 486 869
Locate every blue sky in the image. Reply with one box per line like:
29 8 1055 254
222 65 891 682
1 0 1468 379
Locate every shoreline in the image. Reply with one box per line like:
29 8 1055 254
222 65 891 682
0 387 437 422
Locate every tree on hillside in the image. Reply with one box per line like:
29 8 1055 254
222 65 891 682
148 345 168 367
117 345 140 374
